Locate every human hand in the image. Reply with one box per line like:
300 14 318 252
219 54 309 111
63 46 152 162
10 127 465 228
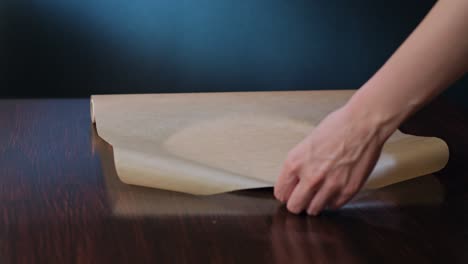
274 104 394 215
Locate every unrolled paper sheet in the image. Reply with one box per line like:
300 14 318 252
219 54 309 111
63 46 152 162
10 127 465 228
91 90 449 195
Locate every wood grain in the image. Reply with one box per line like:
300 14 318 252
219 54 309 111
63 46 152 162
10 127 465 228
0 98 467 264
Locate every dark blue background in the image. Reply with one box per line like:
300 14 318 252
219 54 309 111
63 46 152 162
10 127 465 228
1 0 466 108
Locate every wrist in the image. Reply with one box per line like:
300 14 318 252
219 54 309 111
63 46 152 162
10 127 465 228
343 92 402 143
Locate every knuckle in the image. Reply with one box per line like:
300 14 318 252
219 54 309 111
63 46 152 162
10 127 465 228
314 168 327 179
287 148 300 160
286 150 295 159
342 185 358 198
301 165 326 181
349 182 362 193
327 180 342 191
301 173 323 188
283 158 300 173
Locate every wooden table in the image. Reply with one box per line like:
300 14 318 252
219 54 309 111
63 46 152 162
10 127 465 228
0 98 467 264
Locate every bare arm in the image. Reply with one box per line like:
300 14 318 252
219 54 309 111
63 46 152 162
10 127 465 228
349 0 468 141
274 0 468 215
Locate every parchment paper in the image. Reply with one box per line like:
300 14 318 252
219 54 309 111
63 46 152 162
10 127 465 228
91 90 449 195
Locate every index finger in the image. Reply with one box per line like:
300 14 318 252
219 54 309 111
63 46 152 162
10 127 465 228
274 162 299 203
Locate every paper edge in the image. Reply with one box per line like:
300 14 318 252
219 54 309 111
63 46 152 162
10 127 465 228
90 92 450 195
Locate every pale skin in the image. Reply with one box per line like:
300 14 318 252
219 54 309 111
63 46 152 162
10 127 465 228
274 0 468 215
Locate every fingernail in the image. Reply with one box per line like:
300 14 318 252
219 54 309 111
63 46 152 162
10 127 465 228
307 208 318 216
274 193 284 203
273 192 280 200
287 204 299 214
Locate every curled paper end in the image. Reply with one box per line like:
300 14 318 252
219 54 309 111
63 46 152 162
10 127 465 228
363 136 449 189
91 90 449 195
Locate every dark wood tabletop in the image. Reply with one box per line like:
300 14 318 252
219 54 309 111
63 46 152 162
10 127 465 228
0 97 467 264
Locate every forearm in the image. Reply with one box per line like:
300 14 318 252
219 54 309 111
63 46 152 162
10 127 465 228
347 0 468 141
